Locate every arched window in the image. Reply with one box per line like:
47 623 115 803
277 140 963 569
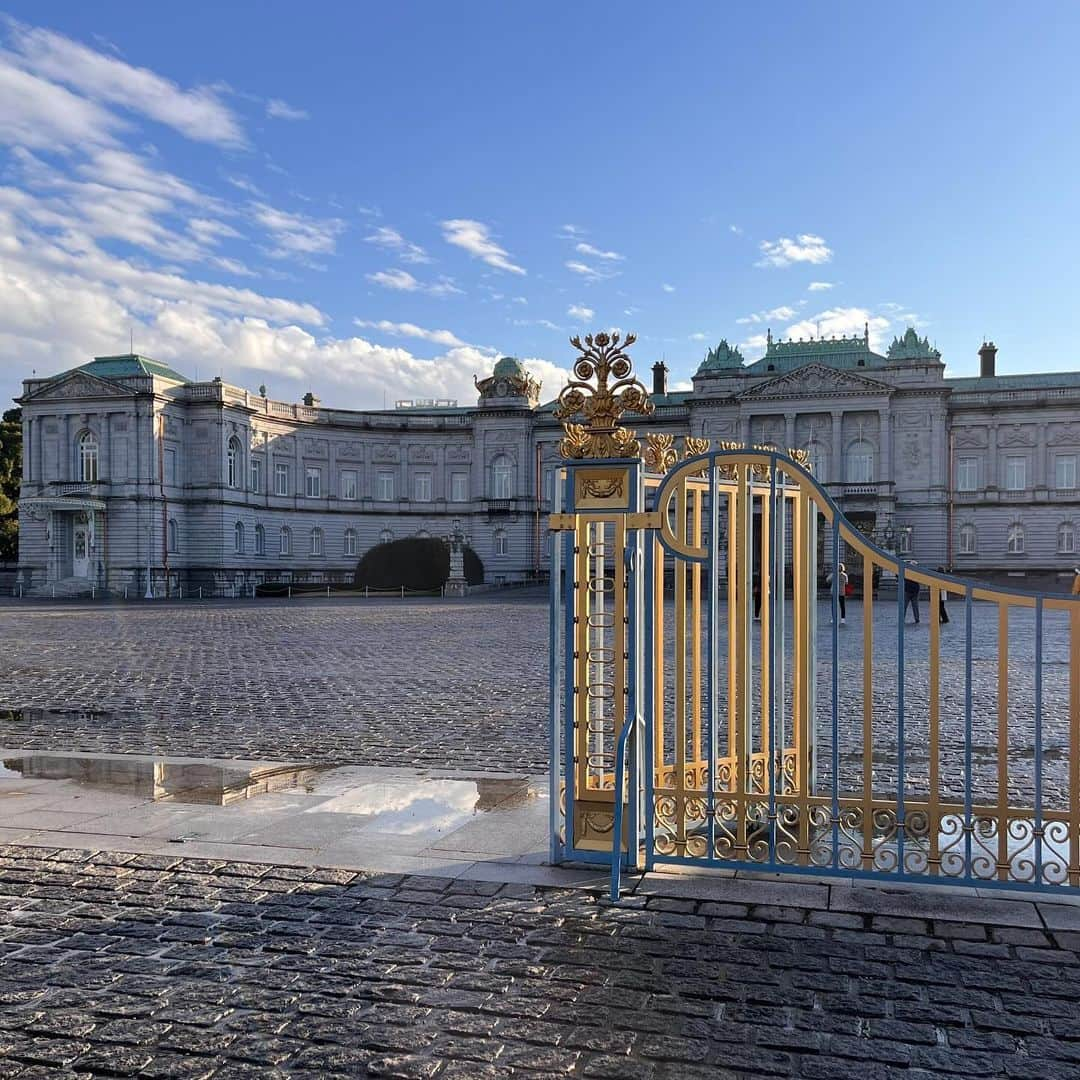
958 523 976 555
310 527 323 556
78 431 99 482
379 528 393 544
167 518 178 553
254 524 265 556
234 521 244 554
1007 522 1025 554
279 526 291 555
344 528 357 556
491 455 514 499
846 441 875 484
227 436 242 489
494 528 508 556
1059 522 1076 555
806 441 827 484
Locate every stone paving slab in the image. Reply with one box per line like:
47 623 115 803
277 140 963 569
1 844 1080 1078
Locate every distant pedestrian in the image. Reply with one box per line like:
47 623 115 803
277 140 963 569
1073 568 1080 596
936 566 950 625
827 562 848 625
904 565 921 625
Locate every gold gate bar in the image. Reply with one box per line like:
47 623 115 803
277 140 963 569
674 482 687 854
998 604 1009 881
760 481 771 787
929 583 941 874
1071 605 1080 887
736 464 752 854
691 487 703 772
862 551 874 869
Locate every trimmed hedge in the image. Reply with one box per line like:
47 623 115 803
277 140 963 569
355 537 484 590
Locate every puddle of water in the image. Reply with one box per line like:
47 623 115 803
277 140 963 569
300 772 539 835
1 752 318 806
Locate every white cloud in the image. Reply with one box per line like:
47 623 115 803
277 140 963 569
781 307 890 350
567 304 594 322
441 218 525 275
365 268 462 296
756 234 832 268
661 283 675 293
808 281 834 291
364 225 430 264
574 242 624 261
251 202 345 258
729 224 743 235
736 304 798 325
5 22 246 148
565 260 608 281
688 332 708 341
188 217 241 245
557 224 584 238
266 98 308 121
354 319 466 349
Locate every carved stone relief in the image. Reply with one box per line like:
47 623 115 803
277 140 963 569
372 444 400 464
408 445 436 463
953 426 987 449
998 423 1035 448
1048 423 1080 446
303 437 328 457
445 445 472 463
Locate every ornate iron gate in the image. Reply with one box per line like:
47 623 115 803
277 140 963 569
548 333 1080 899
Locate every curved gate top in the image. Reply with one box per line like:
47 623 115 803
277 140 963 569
547 332 1080 900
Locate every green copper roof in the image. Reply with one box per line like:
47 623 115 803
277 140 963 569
78 354 190 383
744 328 884 375
696 339 745 373
887 327 941 361
946 371 1080 392
492 356 526 379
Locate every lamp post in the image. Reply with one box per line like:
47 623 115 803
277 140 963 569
144 523 154 600
443 518 470 598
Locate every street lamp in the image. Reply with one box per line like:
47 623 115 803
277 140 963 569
144 524 154 600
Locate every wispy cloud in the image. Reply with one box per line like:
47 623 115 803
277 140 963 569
756 234 832 268
441 218 525 275
565 259 616 281
661 283 675 293
366 268 462 296
736 304 798 325
5 22 247 148
266 98 308 121
808 281 834 291
575 241 624 261
567 304 594 322
729 224 743 235
364 225 430 264
782 307 889 348
252 202 346 258
354 319 466 348
688 332 708 341
557 224 585 239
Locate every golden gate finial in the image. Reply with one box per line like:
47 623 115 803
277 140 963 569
554 331 654 458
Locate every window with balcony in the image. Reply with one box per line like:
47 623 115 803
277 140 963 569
227 436 242 489
1007 522 1025 554
340 469 358 500
1060 522 1076 555
491 455 514 499
1056 455 1077 491
415 473 432 502
274 462 289 496
1005 456 1026 492
305 467 322 498
451 473 469 502
846 441 874 484
377 472 395 501
344 528 358 556
957 457 978 492
958 523 976 555
78 431 99 482
898 528 912 555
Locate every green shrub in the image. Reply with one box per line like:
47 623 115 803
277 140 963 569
355 537 484 590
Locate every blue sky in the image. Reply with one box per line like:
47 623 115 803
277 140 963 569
2 3 1079 410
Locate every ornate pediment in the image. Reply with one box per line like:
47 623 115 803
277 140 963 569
446 445 472 463
1048 423 1080 447
23 371 133 402
998 423 1034 448
737 363 891 401
953 426 987 449
408 445 436 463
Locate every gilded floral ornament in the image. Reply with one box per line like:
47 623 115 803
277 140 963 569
644 434 677 472
554 332 654 459
683 436 711 459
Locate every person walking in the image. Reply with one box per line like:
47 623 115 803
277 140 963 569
904 565 921 625
1073 567 1080 596
827 562 848 625
936 567 950 625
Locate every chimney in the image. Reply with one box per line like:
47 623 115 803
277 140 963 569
978 340 997 378
652 361 668 397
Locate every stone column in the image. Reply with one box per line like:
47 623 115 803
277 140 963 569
878 408 891 484
831 410 843 482
987 422 999 488
1035 424 1047 488
23 418 31 482
100 413 111 483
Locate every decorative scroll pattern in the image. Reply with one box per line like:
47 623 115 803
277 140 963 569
644 434 677 472
555 332 654 459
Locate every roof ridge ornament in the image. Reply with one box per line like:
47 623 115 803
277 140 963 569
554 331 654 459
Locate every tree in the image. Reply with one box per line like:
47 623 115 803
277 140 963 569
0 409 20 562
355 537 484 590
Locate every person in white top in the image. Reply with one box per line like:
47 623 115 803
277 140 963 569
827 562 848 625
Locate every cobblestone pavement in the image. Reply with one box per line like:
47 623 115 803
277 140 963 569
0 593 1074 799
1 844 1080 1079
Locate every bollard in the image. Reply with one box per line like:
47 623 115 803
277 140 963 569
91 586 95 600
327 585 330 599
365 585 369 599
51 585 55 598
199 586 203 600
400 585 404 599
288 585 292 599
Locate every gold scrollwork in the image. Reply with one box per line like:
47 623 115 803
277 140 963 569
580 476 624 500
683 436 711 459
644 434 677 472
554 332 654 459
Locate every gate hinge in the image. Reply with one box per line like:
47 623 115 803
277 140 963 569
626 512 661 530
549 513 577 531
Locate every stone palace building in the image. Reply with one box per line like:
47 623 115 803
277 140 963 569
14 328 1080 595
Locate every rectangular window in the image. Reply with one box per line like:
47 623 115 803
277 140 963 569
340 469 358 501
164 447 177 486
250 457 262 494
1005 456 1026 492
274 462 289 496
377 472 395 501
957 458 978 492
415 473 432 502
305 467 321 498
1056 455 1077 491
451 473 469 502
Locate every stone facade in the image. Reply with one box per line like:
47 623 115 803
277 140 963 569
15 329 1080 594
